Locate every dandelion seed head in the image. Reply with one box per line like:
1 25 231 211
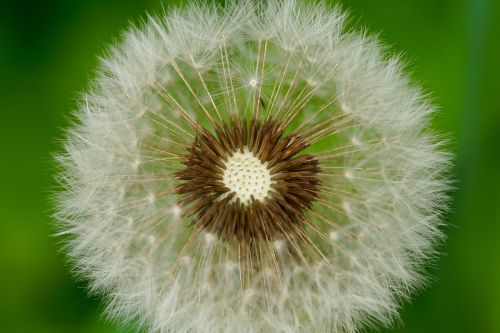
55 1 451 333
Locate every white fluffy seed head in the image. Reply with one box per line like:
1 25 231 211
54 1 451 333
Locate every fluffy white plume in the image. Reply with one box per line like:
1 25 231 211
55 1 451 332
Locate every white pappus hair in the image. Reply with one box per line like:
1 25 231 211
54 1 451 333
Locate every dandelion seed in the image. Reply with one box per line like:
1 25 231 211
249 78 259 88
54 1 451 333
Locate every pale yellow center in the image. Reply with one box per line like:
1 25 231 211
222 147 272 204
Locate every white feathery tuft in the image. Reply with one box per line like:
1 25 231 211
54 1 451 333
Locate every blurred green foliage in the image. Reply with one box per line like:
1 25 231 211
0 0 498 332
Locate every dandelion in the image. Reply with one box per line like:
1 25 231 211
55 1 451 332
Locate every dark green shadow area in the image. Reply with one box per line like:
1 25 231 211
0 0 498 332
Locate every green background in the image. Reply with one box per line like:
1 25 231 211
0 0 498 332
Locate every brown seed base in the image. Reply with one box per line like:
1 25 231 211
176 117 320 243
